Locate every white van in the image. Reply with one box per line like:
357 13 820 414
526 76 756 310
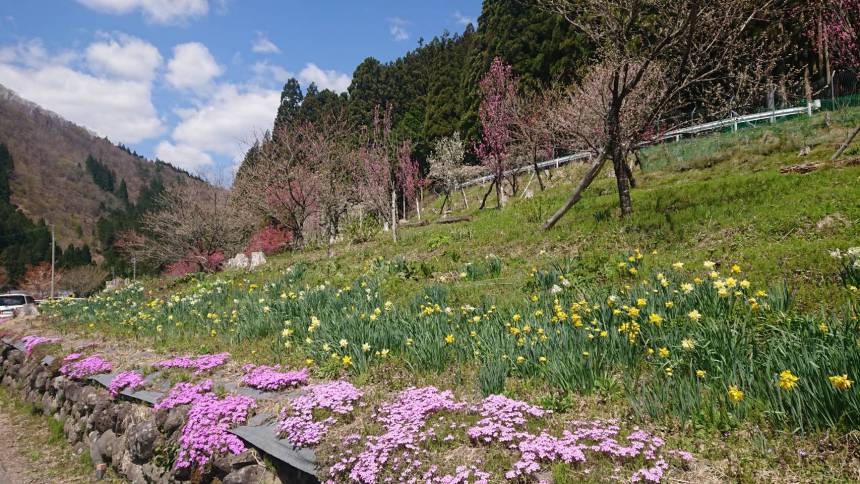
0 293 40 318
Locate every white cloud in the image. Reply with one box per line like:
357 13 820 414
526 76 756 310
158 84 279 173
387 17 410 42
453 11 474 27
155 141 213 171
76 0 209 25
298 63 351 93
0 62 162 143
252 33 280 54
252 61 293 85
86 33 162 82
165 42 223 90
0 39 77 68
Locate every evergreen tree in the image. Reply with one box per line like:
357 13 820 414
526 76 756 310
0 143 12 204
85 155 116 192
274 78 304 134
116 179 129 206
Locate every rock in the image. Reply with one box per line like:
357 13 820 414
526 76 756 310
112 434 127 468
797 146 811 157
816 213 849 232
223 465 278 484
155 405 187 435
95 429 118 463
214 449 259 475
225 253 250 270
249 251 267 270
127 420 160 463
91 400 117 432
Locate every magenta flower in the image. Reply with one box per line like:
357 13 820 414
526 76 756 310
154 352 229 374
108 371 146 398
59 355 113 380
241 365 309 391
175 394 257 469
278 381 362 447
20 335 60 357
154 380 214 411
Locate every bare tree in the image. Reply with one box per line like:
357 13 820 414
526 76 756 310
476 58 517 209
537 0 784 227
120 183 251 273
509 88 560 192
60 265 108 297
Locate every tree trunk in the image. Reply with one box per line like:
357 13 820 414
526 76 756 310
533 146 545 191
542 151 607 230
390 189 397 242
613 154 633 217
461 187 469 209
438 192 449 214
479 178 497 209
832 124 860 161
416 196 421 220
495 176 503 208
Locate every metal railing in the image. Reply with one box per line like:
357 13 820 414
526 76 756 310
457 100 820 188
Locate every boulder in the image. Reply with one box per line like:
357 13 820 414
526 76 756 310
223 465 279 484
127 420 160 463
225 253 250 270
94 429 118 463
249 251 267 270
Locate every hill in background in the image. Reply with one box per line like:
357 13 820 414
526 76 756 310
0 83 201 257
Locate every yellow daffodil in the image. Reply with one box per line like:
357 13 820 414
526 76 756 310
778 370 799 391
828 374 853 390
728 385 744 402
696 369 706 378
658 347 670 358
688 310 702 322
445 334 455 344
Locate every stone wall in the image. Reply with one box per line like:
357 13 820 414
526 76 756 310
0 341 293 484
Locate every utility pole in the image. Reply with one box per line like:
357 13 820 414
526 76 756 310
50 225 55 300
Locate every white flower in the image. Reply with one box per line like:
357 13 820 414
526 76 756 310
550 284 563 294
829 249 843 260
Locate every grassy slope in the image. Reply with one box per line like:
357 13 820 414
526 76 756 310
42 107 860 483
264 108 859 312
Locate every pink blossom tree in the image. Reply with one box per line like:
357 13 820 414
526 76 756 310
475 57 517 209
395 138 423 218
817 0 860 159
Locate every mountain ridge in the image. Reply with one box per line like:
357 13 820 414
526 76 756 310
0 82 201 254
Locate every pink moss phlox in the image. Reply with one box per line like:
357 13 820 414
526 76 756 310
154 352 230 374
108 371 146 398
241 364 309 391
154 380 214 411
20 335 60 357
63 353 82 362
59 355 112 380
278 381 362 447
467 394 547 444
175 394 256 469
340 386 468 483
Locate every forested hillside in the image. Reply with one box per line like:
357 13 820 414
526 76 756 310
0 84 203 285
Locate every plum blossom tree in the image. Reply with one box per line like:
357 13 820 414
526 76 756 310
119 183 251 274
509 88 560 192
475 57 517 209
427 132 469 213
538 0 784 226
817 0 860 160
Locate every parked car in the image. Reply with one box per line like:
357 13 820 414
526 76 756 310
0 292 40 318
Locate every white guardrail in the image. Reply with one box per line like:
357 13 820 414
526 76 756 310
458 100 821 188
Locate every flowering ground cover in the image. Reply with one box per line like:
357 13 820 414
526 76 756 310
59 355 113 380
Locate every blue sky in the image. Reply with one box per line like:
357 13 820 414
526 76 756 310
0 0 480 179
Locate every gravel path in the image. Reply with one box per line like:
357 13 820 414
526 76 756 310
0 402 38 484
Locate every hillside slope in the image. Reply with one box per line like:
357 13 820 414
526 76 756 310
0 83 198 250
